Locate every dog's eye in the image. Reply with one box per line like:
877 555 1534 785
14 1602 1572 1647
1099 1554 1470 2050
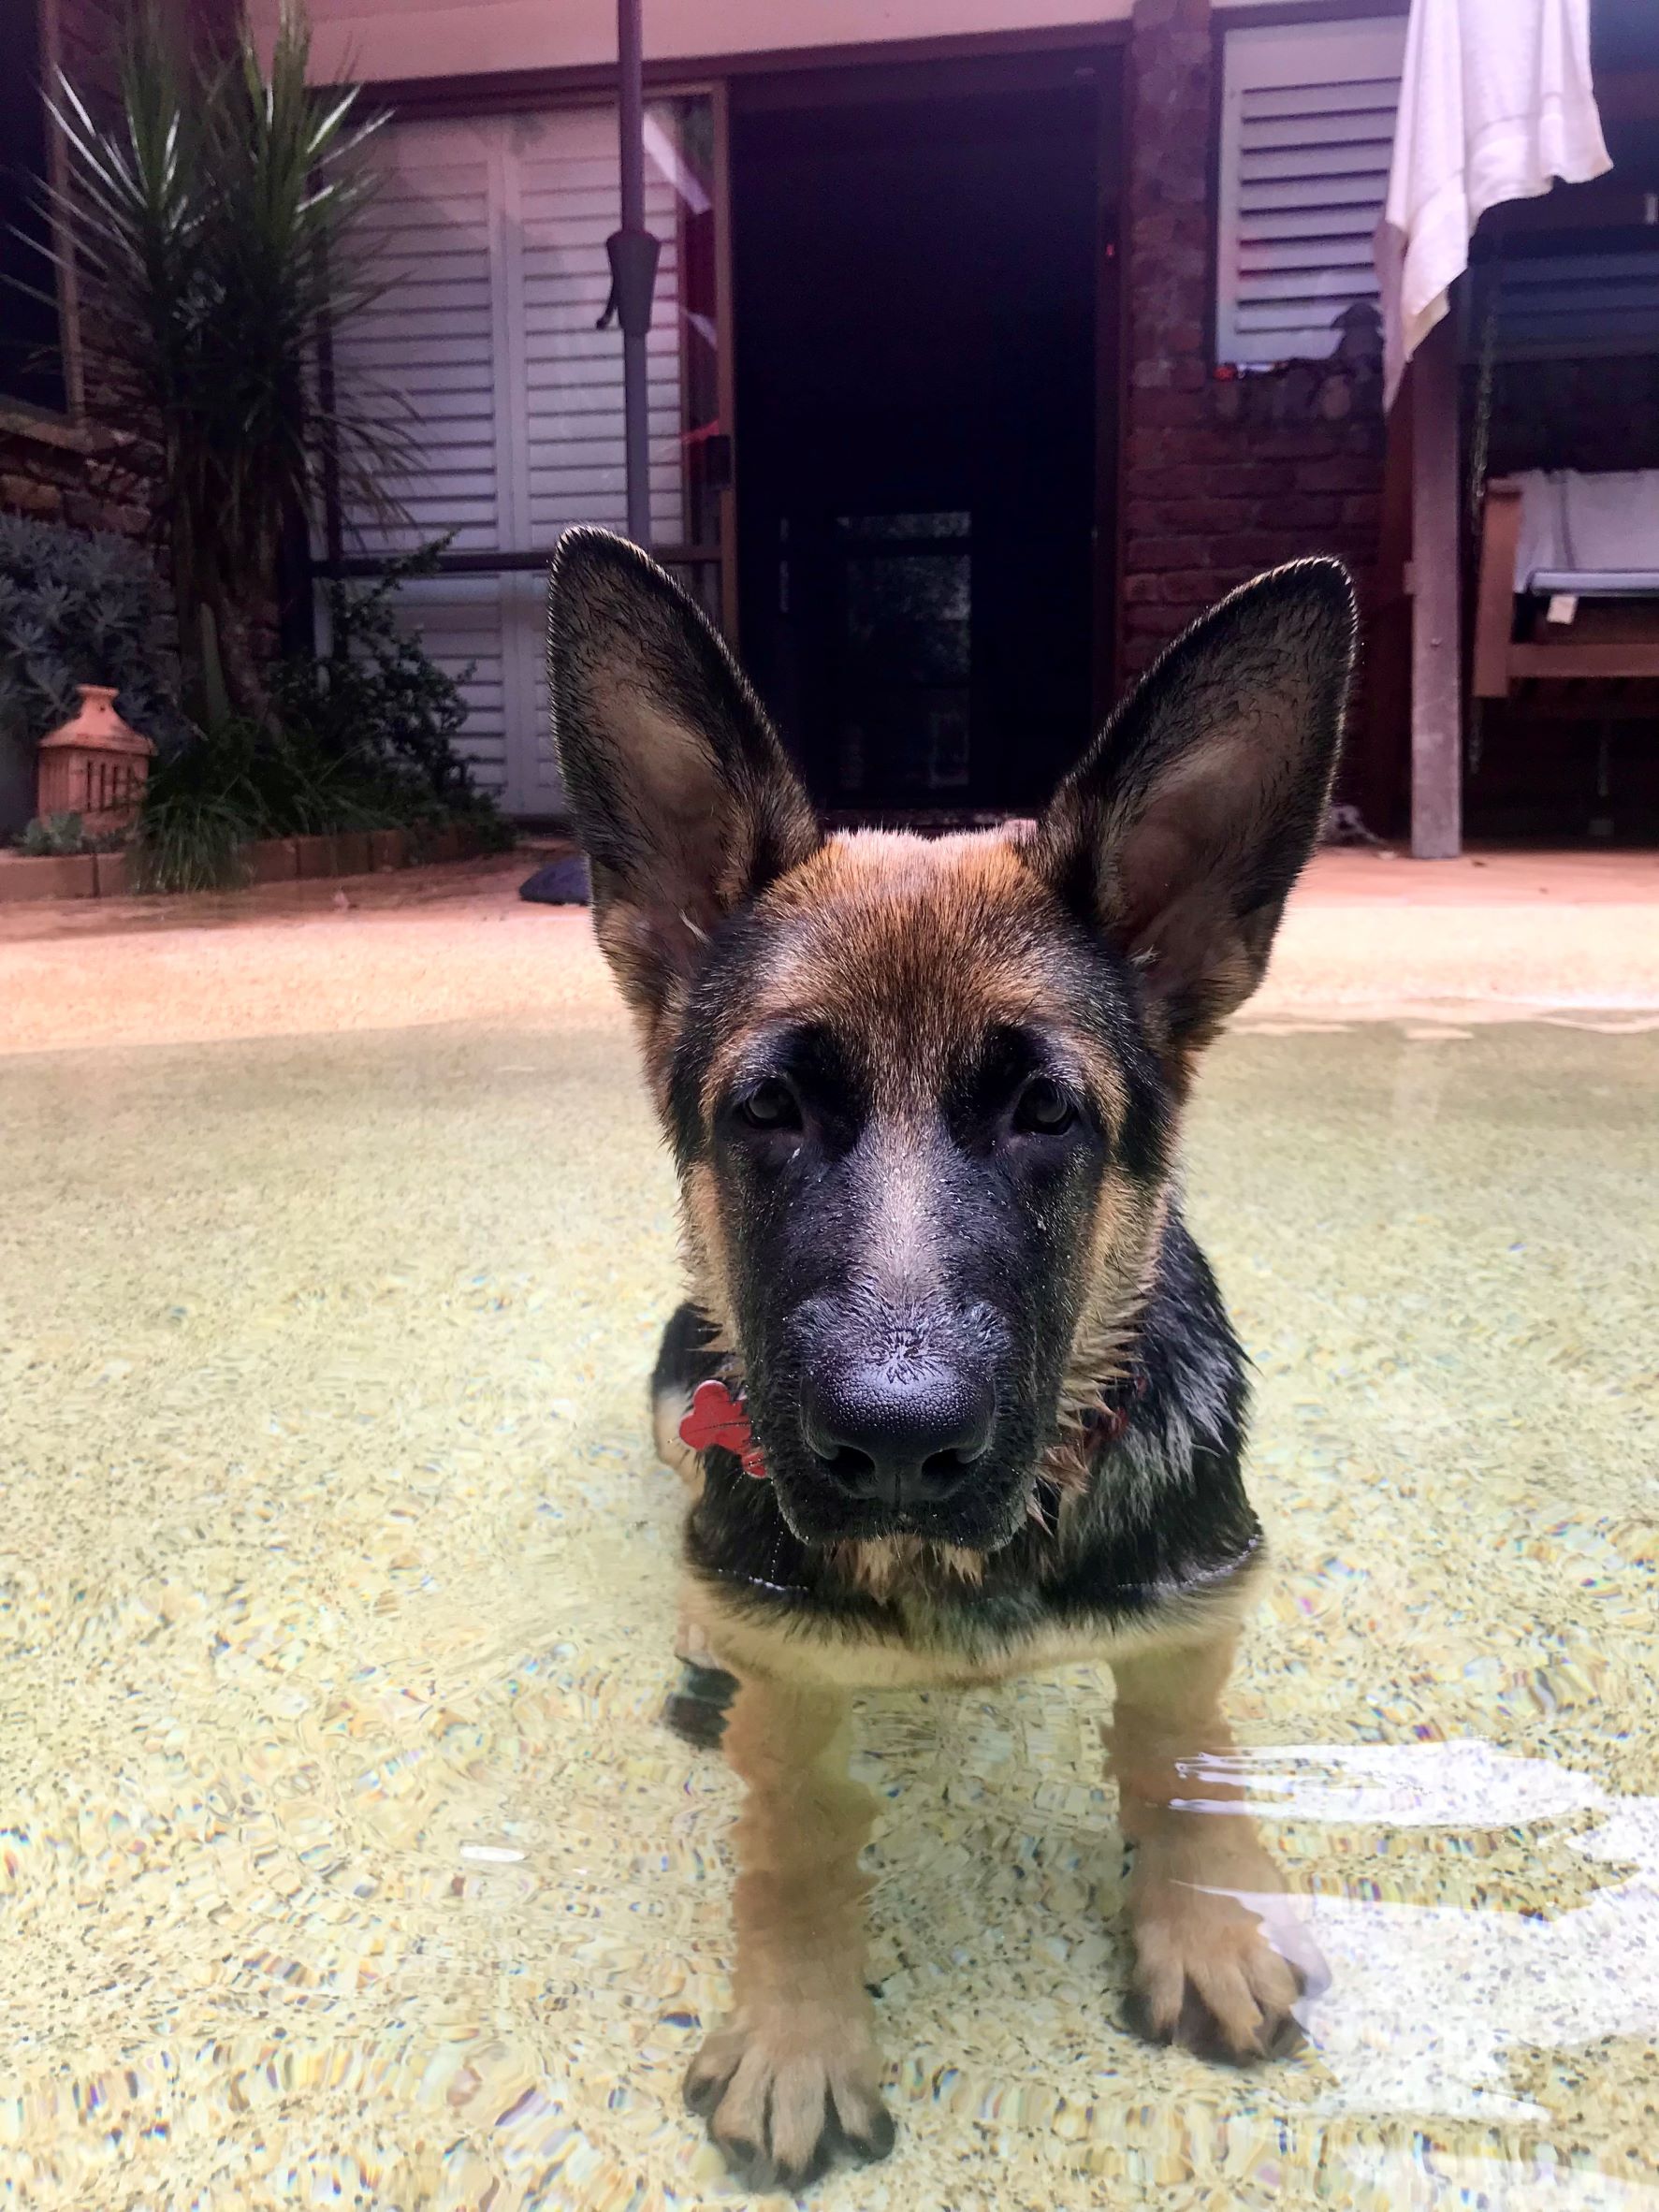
1013 1076 1078 1135
735 1079 801 1132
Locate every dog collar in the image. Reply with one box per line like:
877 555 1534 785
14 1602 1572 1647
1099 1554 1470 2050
678 1365 1150 1482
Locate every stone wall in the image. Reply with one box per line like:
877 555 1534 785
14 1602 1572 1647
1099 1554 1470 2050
0 416 156 544
1121 0 1387 689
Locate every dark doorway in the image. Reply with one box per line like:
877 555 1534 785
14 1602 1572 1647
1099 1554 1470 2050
732 59 1117 817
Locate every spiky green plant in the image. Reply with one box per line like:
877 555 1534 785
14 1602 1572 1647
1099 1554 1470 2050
38 4 411 718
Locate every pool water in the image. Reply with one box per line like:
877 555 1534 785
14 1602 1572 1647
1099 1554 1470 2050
2 946 1655 2208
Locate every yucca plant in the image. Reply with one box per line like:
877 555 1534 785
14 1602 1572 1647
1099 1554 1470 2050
39 3 412 720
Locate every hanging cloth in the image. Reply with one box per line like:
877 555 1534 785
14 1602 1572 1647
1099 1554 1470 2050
1510 470 1659 591
1375 0 1611 408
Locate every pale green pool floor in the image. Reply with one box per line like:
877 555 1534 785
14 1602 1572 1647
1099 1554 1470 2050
2 1004 1656 2209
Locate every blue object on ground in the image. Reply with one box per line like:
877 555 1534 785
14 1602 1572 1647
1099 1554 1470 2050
520 855 590 905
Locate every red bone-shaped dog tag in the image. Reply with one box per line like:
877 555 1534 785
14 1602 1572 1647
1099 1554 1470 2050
679 1379 769 1479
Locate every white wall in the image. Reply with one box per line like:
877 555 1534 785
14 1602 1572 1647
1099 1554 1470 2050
255 0 1136 83
255 0 1319 87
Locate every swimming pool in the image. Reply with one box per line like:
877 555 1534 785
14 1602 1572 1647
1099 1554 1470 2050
2 904 1654 2209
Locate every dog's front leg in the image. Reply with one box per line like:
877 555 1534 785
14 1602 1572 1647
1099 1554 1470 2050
1107 1631 1317 2060
685 1669 894 2189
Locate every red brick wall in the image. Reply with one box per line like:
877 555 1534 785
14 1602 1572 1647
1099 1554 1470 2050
1122 0 1386 691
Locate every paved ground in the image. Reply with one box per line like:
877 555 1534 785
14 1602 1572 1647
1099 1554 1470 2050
4 846 1657 1058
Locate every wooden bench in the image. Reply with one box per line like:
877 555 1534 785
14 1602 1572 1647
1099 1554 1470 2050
1474 475 1659 696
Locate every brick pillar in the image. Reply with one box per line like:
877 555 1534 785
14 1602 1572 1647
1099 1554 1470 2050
1123 0 1216 677
1121 0 1388 707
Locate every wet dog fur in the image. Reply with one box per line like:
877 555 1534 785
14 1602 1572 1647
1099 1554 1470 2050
550 529 1355 2190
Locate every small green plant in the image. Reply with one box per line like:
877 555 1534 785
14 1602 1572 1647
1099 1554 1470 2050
11 811 129 858
130 726 258 891
15 811 87 856
130 788 249 893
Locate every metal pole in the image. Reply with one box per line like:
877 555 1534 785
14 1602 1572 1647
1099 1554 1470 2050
617 0 652 547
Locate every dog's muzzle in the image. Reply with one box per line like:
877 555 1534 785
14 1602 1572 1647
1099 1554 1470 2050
797 1356 996 1512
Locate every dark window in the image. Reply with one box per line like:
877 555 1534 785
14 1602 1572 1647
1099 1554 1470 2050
0 0 67 413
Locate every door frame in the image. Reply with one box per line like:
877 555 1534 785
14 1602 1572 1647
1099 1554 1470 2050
726 42 1128 782
709 78 740 641
332 32 1127 755
1093 53 1128 729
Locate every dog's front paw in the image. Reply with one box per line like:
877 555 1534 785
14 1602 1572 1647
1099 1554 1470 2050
1125 1861 1319 2062
684 2008 894 2190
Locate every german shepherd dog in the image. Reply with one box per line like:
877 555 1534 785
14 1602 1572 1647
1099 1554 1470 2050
549 530 1356 2191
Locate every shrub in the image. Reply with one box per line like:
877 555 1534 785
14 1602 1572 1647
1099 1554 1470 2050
130 558 512 891
130 712 403 891
0 514 182 753
14 811 126 857
267 545 480 815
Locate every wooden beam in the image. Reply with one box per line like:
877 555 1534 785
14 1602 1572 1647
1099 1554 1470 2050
1473 476 1523 699
711 78 739 645
1509 641 1659 679
1410 314 1463 858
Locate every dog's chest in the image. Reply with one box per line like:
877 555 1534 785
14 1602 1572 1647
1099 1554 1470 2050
694 1571 1253 1694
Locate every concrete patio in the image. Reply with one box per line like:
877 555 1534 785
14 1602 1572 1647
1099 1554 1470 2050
5 847 1659 1057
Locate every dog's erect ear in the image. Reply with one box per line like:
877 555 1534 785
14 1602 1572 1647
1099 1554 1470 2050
1032 560 1356 1053
548 529 820 1017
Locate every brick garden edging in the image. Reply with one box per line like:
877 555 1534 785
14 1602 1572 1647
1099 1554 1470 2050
0 823 488 904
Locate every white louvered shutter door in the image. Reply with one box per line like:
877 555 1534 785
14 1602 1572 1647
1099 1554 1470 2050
1215 17 1407 370
511 105 687 812
328 106 695 817
517 107 684 549
332 118 517 799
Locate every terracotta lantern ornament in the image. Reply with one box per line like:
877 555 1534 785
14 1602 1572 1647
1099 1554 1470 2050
36 685 155 836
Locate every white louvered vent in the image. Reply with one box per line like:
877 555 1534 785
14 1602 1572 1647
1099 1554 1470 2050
1215 17 1406 370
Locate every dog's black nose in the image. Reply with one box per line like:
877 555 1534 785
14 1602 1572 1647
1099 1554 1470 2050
800 1363 995 1508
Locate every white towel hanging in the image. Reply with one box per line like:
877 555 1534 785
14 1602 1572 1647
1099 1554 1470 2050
1375 0 1611 407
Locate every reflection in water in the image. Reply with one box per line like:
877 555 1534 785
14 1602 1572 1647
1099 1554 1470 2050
1186 1741 1659 2121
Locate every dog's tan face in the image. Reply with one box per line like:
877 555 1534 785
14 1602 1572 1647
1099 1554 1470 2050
550 532 1355 1551
664 826 1171 1555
